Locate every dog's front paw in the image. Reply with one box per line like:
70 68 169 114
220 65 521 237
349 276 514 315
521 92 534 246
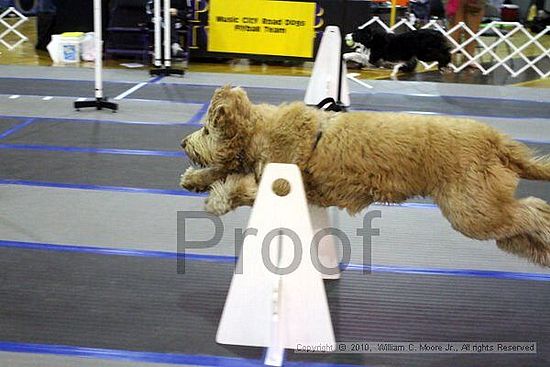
204 180 233 216
205 194 232 216
180 167 210 192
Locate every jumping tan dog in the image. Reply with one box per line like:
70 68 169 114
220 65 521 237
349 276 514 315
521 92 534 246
180 85 550 267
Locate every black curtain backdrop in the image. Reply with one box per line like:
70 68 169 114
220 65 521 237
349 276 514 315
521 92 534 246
37 0 377 58
36 0 111 49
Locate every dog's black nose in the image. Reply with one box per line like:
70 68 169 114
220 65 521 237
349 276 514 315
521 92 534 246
180 139 187 149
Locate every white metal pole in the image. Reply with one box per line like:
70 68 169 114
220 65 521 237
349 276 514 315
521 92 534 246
154 0 162 67
164 0 171 68
94 0 103 99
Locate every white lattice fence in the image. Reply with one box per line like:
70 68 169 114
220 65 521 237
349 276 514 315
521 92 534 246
0 6 28 50
358 16 550 78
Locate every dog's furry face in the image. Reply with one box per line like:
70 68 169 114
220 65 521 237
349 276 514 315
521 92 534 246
181 86 252 170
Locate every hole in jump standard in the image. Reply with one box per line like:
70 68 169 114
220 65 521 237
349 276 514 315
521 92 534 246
264 26 286 33
234 25 260 32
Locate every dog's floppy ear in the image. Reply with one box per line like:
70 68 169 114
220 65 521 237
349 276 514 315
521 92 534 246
208 85 252 137
355 27 374 46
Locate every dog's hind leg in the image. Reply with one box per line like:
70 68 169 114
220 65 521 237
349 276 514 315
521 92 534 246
493 196 550 266
434 164 550 266
496 231 550 267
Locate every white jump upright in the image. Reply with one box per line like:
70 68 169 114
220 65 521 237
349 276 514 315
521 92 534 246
304 25 350 109
74 0 118 111
153 0 162 67
150 0 184 76
309 204 341 280
216 163 335 366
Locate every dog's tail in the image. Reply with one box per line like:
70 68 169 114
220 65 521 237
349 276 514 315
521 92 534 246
500 139 550 181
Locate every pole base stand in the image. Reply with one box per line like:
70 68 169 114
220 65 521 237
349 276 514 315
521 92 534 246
150 67 185 77
314 97 348 112
74 98 118 112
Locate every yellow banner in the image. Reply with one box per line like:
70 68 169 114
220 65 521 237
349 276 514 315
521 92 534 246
208 0 316 58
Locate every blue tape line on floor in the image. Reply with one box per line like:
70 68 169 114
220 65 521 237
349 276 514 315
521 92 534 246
0 341 365 367
186 103 209 125
0 143 185 157
1 240 549 282
0 179 207 197
0 178 439 207
0 341 265 367
149 75 165 83
0 240 236 262
344 264 550 282
0 113 202 127
0 118 35 139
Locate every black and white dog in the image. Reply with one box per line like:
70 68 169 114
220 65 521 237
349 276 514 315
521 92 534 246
344 27 451 77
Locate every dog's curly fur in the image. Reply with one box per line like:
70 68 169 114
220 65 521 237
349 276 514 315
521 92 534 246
181 85 550 267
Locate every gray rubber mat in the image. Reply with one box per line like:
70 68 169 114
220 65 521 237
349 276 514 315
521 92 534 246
1 119 199 152
0 96 203 125
0 353 199 367
0 65 154 84
476 117 550 142
0 248 261 361
0 118 26 136
0 150 188 190
131 83 305 105
0 248 548 367
3 185 549 273
349 93 550 118
515 143 550 202
134 83 550 119
0 78 130 99
2 77 550 119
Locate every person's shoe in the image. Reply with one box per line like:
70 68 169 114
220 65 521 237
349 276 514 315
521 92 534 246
172 43 184 59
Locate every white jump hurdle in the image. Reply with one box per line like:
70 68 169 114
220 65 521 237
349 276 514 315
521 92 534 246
216 164 337 366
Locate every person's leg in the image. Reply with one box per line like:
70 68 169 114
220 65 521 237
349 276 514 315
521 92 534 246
464 5 485 62
448 1 466 63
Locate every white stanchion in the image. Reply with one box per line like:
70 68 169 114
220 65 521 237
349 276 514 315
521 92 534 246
304 25 350 108
153 0 162 67
163 0 171 68
73 0 118 111
94 0 103 100
150 0 184 76
216 164 335 366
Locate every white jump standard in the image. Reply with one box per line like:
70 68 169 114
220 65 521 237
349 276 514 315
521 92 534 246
74 0 118 112
150 0 184 77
